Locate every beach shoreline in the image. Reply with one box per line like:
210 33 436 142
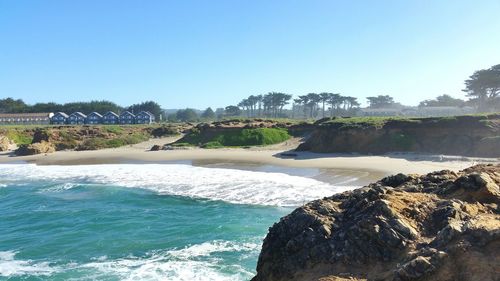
0 136 496 177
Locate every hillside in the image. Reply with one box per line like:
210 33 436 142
0 124 184 155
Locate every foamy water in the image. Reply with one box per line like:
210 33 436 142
0 240 258 280
0 164 356 206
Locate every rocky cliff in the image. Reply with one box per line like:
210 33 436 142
296 115 500 157
253 164 500 281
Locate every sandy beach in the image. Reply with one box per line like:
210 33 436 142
0 137 495 177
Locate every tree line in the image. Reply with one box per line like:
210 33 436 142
0 99 164 120
1 63 498 122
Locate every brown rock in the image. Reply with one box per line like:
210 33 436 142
0 135 11 151
15 141 56 156
252 164 500 281
150 144 162 151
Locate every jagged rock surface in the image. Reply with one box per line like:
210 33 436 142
253 164 500 281
0 135 11 151
15 141 56 156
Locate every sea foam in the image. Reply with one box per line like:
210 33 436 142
0 240 259 280
0 164 358 206
0 251 56 277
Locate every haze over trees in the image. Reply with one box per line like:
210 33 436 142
463 64 500 111
201 107 216 120
127 101 164 120
0 99 123 114
419 94 466 107
237 92 291 118
366 95 398 108
173 108 199 122
1 64 498 121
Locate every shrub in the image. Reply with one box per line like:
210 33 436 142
176 128 290 148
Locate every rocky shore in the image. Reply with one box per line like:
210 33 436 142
253 164 500 281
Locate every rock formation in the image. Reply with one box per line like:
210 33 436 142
0 135 11 151
253 164 500 281
15 141 56 156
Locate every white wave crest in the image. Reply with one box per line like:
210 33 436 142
0 251 57 277
0 240 258 281
81 240 258 281
0 164 358 206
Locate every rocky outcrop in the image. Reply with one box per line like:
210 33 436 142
296 115 500 157
15 141 56 156
253 164 500 281
0 135 11 151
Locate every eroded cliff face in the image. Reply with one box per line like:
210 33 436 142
296 115 500 157
253 164 500 281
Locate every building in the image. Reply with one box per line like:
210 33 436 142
119 111 135 124
0 113 54 125
1 110 159 126
135 111 155 124
357 108 404 117
67 112 87 125
51 112 69 125
102 111 120 124
86 112 103 124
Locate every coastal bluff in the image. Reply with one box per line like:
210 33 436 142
296 114 500 157
252 164 500 281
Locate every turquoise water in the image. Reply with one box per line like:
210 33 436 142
0 164 354 280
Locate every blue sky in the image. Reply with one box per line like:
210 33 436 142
1 0 499 109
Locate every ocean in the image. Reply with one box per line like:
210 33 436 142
0 164 359 280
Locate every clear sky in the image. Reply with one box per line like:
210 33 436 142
1 0 499 109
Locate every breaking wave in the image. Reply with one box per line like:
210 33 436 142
0 164 358 206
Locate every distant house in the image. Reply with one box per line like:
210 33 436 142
86 112 103 124
357 108 404 117
102 111 119 124
119 111 135 124
0 113 54 125
67 112 87 125
410 106 475 117
135 111 155 124
51 112 69 125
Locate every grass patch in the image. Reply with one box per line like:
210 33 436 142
77 133 149 150
103 125 124 134
4 130 33 145
321 116 421 129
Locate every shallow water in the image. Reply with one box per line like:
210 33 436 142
0 164 359 280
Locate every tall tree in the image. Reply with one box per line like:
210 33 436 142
261 92 291 118
327 93 342 117
224 105 241 117
0 98 29 113
176 108 199 122
127 101 163 120
463 64 500 111
201 107 216 120
319 93 331 118
366 95 396 108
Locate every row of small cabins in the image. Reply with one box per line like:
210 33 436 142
0 111 155 125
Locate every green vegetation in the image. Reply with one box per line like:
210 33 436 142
0 128 34 145
4 130 33 145
103 125 124 134
320 116 421 129
77 133 149 150
178 127 291 148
